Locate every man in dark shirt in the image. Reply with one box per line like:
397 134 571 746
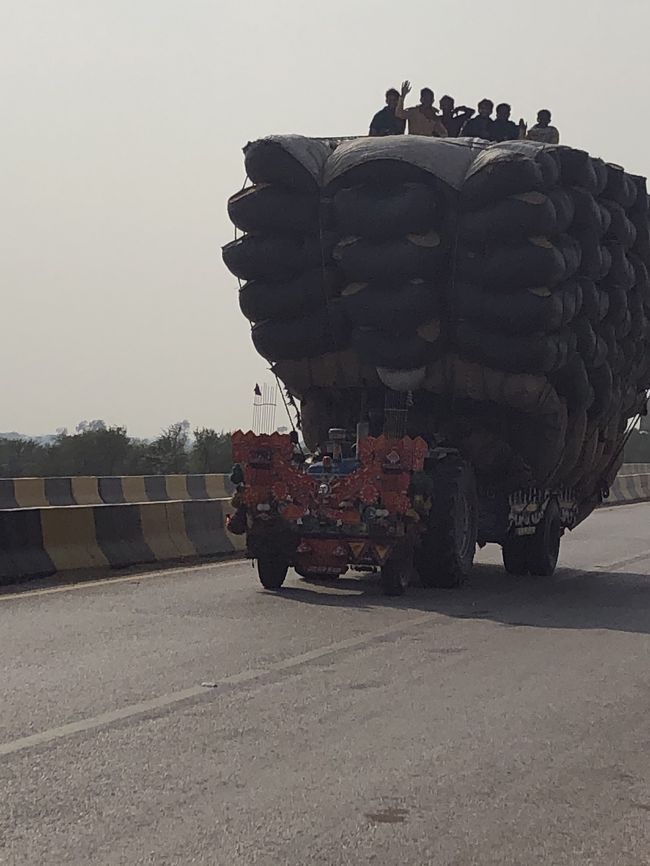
439 95 475 137
492 103 523 142
461 99 496 141
369 88 406 136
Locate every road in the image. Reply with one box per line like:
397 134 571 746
1 503 650 865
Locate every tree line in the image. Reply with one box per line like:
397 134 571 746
1 419 648 478
0 421 233 477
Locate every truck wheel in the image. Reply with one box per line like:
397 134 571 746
417 458 478 589
527 500 562 577
502 500 562 577
380 558 410 597
502 535 530 575
257 559 289 591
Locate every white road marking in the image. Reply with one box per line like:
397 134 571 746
0 613 438 759
0 558 248 602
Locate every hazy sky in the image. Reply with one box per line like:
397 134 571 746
3 0 649 437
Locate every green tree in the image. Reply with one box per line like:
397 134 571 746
190 429 232 473
147 421 190 474
45 425 132 476
0 438 48 477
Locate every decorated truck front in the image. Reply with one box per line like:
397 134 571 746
229 431 430 594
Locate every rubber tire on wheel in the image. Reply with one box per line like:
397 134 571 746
502 534 530 575
257 559 289 590
380 559 409 597
417 457 478 589
527 500 562 577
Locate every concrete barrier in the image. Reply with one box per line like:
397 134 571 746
605 472 650 505
0 510 55 584
40 507 109 572
13 478 49 509
165 475 190 502
71 476 103 506
183 500 232 556
0 474 235 509
0 498 240 587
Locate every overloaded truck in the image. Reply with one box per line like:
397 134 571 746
222 135 650 594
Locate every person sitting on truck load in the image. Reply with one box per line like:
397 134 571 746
439 95 475 137
461 99 496 140
523 109 560 144
491 103 525 142
396 81 448 137
369 88 407 136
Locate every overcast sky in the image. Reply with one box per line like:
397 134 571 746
2 0 649 437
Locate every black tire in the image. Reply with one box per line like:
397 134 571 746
238 269 338 323
380 558 410 597
551 352 594 411
461 151 549 209
558 147 599 193
222 234 316 282
455 280 580 335
458 238 568 293
416 457 478 589
592 158 609 195
573 229 609 281
353 324 442 370
257 559 289 590
502 534 530 575
580 278 609 323
604 164 638 210
227 185 318 234
252 303 350 362
341 279 440 331
629 253 650 306
602 200 637 250
333 231 445 282
569 186 602 231
458 191 559 245
456 321 570 374
603 245 636 292
527 500 562 577
333 182 438 240
549 188 576 233
243 138 325 193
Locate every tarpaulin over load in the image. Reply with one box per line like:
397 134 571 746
243 134 334 191
223 134 650 498
324 135 487 190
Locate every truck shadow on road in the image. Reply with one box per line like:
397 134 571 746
279 564 650 636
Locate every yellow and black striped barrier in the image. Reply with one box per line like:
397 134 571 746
0 474 234 510
605 465 650 505
0 499 245 586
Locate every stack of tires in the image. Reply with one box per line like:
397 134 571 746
330 177 448 379
222 135 349 362
223 135 650 499
453 142 650 492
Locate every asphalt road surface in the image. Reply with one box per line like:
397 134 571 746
2 502 650 865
